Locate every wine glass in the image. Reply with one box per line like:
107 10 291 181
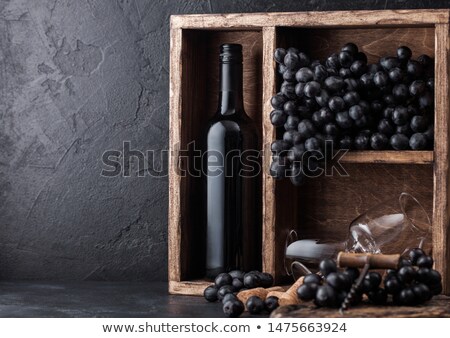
285 192 431 279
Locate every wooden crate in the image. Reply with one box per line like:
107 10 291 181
169 10 450 296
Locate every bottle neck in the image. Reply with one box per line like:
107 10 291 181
217 62 244 116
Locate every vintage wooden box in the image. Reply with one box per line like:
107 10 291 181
168 10 450 296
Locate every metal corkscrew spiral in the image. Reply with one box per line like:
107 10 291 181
339 263 370 313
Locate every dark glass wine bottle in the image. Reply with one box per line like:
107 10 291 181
205 44 261 279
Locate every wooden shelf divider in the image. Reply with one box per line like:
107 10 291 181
340 151 434 164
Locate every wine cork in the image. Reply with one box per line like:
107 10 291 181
266 286 285 293
278 276 304 306
266 291 285 299
237 287 268 305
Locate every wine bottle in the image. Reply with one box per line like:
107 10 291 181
205 44 261 278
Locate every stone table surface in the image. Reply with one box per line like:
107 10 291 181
0 281 228 318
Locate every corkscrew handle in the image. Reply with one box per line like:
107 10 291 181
337 252 401 270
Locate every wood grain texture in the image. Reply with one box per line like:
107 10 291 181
278 27 435 64
262 26 277 279
433 23 450 295
340 151 433 164
171 10 449 29
277 164 434 283
169 281 211 296
168 28 183 284
271 296 450 318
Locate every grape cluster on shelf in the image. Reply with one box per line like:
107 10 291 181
270 43 435 186
203 270 277 317
297 249 442 309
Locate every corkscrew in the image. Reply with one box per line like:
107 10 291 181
336 252 401 313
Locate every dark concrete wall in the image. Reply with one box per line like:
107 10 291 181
0 0 448 281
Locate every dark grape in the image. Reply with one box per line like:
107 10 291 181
417 54 433 68
246 296 265 315
295 82 305 98
297 283 318 301
204 285 219 302
396 124 413 137
417 255 434 269
416 267 431 284
344 78 360 91
368 288 388 305
325 76 344 92
315 89 330 107
223 299 244 317
419 92 433 110
217 285 235 301
229 270 245 281
336 111 353 129
407 60 423 78
388 67 404 83
271 93 287 109
324 123 339 137
284 115 300 131
319 258 337 276
392 106 409 125
215 273 233 288
409 80 426 96
283 69 297 82
355 52 368 63
304 273 322 285
398 287 416 306
305 137 321 151
283 130 302 145
270 110 287 127
339 67 352 79
304 81 321 98
274 48 286 64
397 266 416 284
344 267 360 281
380 57 400 71
390 134 410 150
413 283 432 303
312 107 334 127
350 60 367 76
298 52 311 67
354 132 370 150
243 273 260 288
296 67 314 82
397 46 412 61
222 293 238 304
370 133 389 150
298 119 316 139
271 140 290 154
342 42 358 55
290 163 306 186
409 248 425 265
360 73 374 88
232 278 244 291
378 118 395 136
284 52 300 70
384 276 402 294
343 91 360 106
329 96 345 112
326 53 340 69
392 84 409 102
349 105 363 120
339 51 353 67
313 64 328 81
314 285 337 308
264 296 279 312
287 144 306 163
374 71 389 87
409 133 427 150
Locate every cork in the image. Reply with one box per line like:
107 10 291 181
278 276 304 306
266 291 285 299
237 287 268 306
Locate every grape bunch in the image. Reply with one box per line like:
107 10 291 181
297 250 442 309
270 43 435 186
203 270 277 317
385 248 442 305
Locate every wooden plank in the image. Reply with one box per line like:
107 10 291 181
171 10 449 29
271 296 450 318
279 27 435 64
340 151 434 164
262 27 277 279
433 23 450 295
168 28 183 285
169 281 211 296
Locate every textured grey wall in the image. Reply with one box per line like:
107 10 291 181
0 0 449 281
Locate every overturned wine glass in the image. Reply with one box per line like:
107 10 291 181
285 192 431 280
